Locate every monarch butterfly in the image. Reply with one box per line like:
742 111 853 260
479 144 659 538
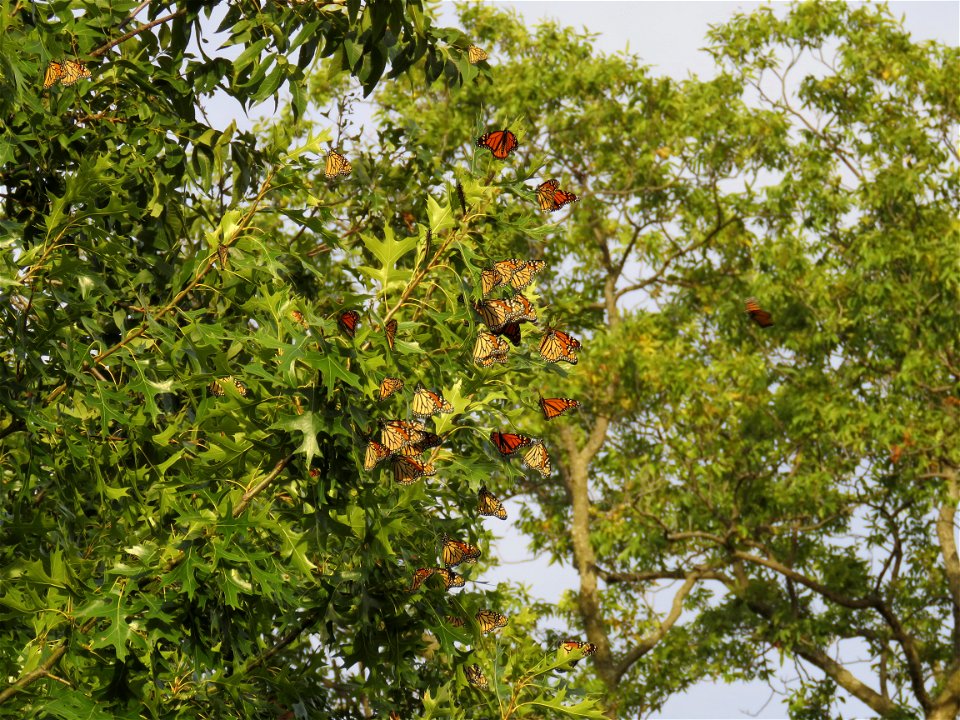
539 396 581 420
539 328 581 364
338 309 360 338
447 615 466 627
324 149 352 178
465 663 488 689
217 243 230 270
377 376 404 401
476 130 518 160
209 376 247 397
558 639 597 655
380 419 427 451
474 299 515 332
536 179 578 212
745 297 774 328
467 45 489 64
475 609 507 633
507 294 537 324
477 486 507 520
363 439 391 471
490 431 534 456
392 455 436 485
398 430 442 456
522 441 551 477
494 321 523 347
436 567 465 589
384 318 398 350
480 268 500 296
473 332 510 366
409 567 436 591
44 59 90 88
441 534 481 567
412 384 454 418
494 259 545 293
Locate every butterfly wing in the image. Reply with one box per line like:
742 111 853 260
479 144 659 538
338 309 360 337
490 431 534 456
539 396 581 420
473 332 509 365
477 486 507 520
495 322 522 347
745 297 774 327
43 61 65 88
378 376 404 401
412 385 453 418
522 441 551 477
549 187 578 212
363 440 391 470
384 318 398 349
476 130 518 160
325 150 352 178
442 535 481 567
508 294 537 324
61 59 90 86
393 455 428 485
536 180 560 211
409 567 436 591
465 663 488 688
475 299 513 332
539 328 580 364
467 45 488 64
475 609 507 632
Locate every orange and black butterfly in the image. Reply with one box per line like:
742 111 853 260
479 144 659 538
745 297 774 328
412 384 454 418
467 45 489 64
477 130 518 160
473 332 510 366
397 430 442 456
507 294 537 323
539 328 581 364
559 639 597 655
363 439 392 471
478 486 507 520
465 663 488 689
324 149 352 178
409 567 436 591
474 299 515 332
392 455 436 485
380 419 427 451
384 318 398 349
436 567 465 589
480 268 501 296
378 376 404 401
475 609 507 633
536 179 578 212
43 59 90 88
338 309 360 338
495 321 523 347
522 441 551 477
441 534 481 567
539 396 581 420
447 615 466 627
492 259 545 293
490 431 534 456
209 376 247 397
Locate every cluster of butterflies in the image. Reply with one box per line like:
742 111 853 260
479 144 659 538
43 59 91 88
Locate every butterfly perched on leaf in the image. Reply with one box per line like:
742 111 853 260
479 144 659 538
447 615 466 627
465 663 488 689
745 297 774 328
436 567 465 589
43 59 91 88
380 419 428 452
338 309 360 338
209 376 247 397
363 439 391 471
474 299 515 332
477 486 507 520
508 294 537 324
476 129 518 160
441 534 481 568
473 332 510 367
536 179 578 212
378 376 404 401
490 431 534 456
392 455 436 485
539 396 581 420
496 259 546 293
558 639 597 669
409 567 436 591
324 149 352 178
467 45 488 64
384 318 398 350
412 384 454 418
475 609 507 633
539 328 581 364
522 441 551 477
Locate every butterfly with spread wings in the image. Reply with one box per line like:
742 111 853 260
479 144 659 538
412 384 454 418
539 395 581 420
338 309 360 338
44 59 91 88
476 130 518 160
490 431 534 456
380 419 427 452
536 179 578 212
475 609 507 633
409 567 436 591
745 297 774 328
378 377 404 401
441 534 481 567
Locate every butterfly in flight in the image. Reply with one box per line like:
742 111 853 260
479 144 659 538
44 59 90 88
384 318 398 350
539 396 581 420
477 486 507 520
467 45 489 64
337 309 360 338
378 376 404 401
476 130 518 160
412 384 454 418
536 179 578 212
490 431 534 456
441 534 481 568
475 609 507 633
522 441 551 477
745 297 774 328
324 149 352 178
539 328 581 364
465 663 488 689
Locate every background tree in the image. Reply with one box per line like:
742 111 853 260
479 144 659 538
1 1 607 718
330 2 959 718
